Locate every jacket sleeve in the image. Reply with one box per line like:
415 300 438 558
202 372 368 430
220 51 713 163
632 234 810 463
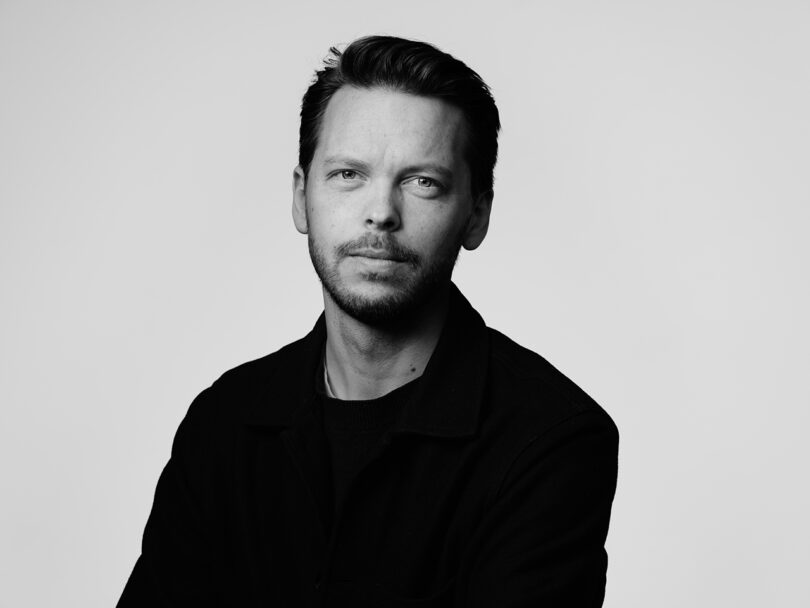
463 411 619 608
118 388 221 607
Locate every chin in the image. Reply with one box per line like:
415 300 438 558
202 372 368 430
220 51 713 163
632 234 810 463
308 236 460 326
328 278 426 326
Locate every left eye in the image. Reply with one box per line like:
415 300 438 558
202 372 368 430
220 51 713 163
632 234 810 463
413 177 438 189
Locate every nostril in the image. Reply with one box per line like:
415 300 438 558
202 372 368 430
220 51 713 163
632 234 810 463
366 215 400 231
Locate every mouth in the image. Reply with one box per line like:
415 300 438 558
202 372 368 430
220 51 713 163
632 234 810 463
347 248 407 263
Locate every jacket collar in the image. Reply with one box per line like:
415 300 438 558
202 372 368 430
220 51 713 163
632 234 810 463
245 283 490 439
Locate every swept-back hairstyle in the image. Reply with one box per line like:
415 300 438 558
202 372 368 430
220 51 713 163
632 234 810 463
298 35 501 198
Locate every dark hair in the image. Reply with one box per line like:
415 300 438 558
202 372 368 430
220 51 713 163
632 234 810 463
298 35 501 197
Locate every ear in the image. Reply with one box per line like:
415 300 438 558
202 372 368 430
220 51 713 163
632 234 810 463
462 189 493 250
292 165 309 234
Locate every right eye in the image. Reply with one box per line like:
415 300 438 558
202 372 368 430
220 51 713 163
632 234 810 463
339 170 358 180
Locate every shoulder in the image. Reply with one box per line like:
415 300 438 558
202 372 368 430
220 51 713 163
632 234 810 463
214 337 305 394
483 327 618 447
478 327 619 510
184 328 317 428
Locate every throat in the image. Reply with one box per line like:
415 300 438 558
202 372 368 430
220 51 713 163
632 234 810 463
322 290 448 400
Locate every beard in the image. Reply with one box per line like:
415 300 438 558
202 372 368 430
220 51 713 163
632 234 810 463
308 231 464 327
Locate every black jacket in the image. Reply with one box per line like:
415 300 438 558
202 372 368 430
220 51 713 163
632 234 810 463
119 286 619 607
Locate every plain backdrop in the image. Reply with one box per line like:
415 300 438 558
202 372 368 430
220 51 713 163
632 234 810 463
2 1 808 606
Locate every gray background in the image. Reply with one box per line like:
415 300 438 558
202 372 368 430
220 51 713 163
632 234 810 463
2 0 808 605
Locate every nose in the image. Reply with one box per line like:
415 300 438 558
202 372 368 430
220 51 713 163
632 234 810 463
364 184 401 232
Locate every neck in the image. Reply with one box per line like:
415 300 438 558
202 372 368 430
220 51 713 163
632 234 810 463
323 286 450 400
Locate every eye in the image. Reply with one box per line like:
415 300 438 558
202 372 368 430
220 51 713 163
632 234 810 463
404 175 445 198
415 176 437 189
327 168 364 189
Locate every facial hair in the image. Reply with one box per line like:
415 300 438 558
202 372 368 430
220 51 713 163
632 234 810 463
308 230 464 327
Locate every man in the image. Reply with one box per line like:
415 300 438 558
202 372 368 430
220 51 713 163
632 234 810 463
119 35 618 607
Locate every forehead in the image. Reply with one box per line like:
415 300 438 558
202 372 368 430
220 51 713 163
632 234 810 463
314 86 469 171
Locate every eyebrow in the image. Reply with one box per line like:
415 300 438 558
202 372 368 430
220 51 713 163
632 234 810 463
401 163 455 183
322 156 372 173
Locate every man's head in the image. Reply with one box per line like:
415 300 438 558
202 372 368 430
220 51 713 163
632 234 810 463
293 36 500 326
298 35 500 200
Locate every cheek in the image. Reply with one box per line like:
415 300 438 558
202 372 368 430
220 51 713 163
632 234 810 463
306 209 353 255
411 216 467 254
306 199 336 233
307 187 352 227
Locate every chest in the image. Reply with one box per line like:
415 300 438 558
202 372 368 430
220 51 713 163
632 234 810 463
215 425 497 605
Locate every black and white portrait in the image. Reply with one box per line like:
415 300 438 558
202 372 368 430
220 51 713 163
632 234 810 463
1 1 808 606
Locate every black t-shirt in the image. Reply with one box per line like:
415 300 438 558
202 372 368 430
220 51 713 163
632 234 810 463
316 363 420 512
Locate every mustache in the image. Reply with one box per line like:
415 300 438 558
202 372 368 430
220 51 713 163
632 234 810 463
336 234 420 265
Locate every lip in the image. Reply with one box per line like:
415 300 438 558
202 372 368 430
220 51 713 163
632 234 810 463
347 249 404 262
